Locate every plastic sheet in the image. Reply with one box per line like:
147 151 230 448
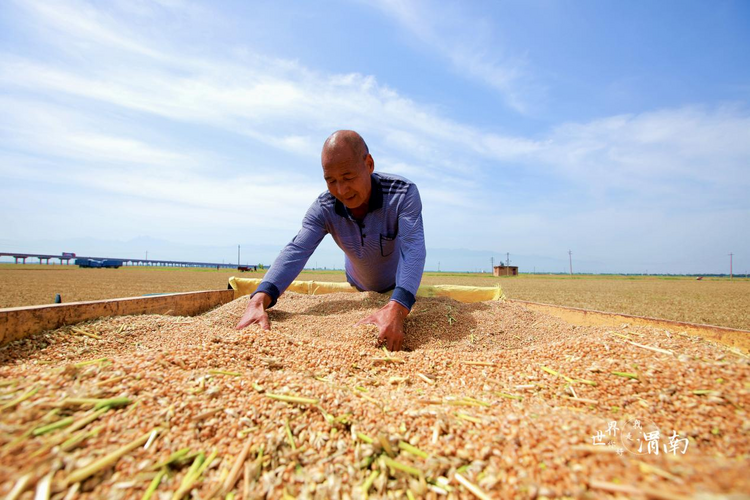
228 277 504 303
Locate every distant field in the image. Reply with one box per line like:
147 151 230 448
1 264 749 330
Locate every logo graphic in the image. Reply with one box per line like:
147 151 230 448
591 418 689 456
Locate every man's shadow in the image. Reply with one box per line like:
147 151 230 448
402 300 490 351
269 293 492 352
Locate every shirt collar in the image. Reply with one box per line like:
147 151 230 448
334 174 383 219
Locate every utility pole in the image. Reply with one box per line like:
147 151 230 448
729 252 733 280
568 250 573 275
438 261 441 272
506 253 510 266
491 256 494 272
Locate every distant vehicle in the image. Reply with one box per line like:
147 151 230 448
696 276 704 280
238 265 257 272
62 252 76 258
75 258 123 269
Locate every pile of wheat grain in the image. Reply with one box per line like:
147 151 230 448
1 292 748 499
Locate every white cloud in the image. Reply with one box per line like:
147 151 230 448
540 105 750 197
366 0 535 113
0 98 195 169
17 0 166 60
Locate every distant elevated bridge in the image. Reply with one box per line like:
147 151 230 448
0 252 242 269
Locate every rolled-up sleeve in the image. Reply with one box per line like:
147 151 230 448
391 184 426 310
253 201 328 308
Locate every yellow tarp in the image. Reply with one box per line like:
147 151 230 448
228 277 504 303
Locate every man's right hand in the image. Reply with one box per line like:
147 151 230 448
235 292 272 331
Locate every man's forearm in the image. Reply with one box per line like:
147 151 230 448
259 221 327 307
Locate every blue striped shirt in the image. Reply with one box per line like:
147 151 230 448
254 172 426 310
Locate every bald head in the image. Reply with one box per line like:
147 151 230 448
322 130 369 161
321 130 375 213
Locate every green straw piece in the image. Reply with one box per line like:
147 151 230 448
94 397 132 410
66 406 111 434
265 393 319 405
382 456 423 477
540 365 575 383
1 428 34 452
455 412 482 424
74 357 109 367
61 397 132 409
153 447 191 470
573 378 598 386
195 449 218 479
361 470 379 495
208 370 242 377
455 472 492 500
142 468 167 500
496 392 523 401
611 372 639 380
398 441 429 459
0 386 39 412
66 428 161 484
33 416 75 436
356 432 374 444
60 425 104 452
285 420 297 450
316 405 335 425
461 396 491 407
172 452 206 500
183 452 205 483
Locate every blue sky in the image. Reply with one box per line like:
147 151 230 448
1 0 749 274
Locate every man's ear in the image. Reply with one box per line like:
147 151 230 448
365 154 374 174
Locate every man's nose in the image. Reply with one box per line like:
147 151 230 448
337 182 352 197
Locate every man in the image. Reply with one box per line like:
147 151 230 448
235 130 426 351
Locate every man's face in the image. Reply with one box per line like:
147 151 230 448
322 146 374 210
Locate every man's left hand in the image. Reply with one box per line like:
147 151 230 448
356 300 409 351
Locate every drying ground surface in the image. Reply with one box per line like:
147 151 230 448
1 293 748 499
0 265 247 309
2 265 750 330
430 274 750 332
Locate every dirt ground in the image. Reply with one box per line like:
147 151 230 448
1 292 748 498
1 265 749 331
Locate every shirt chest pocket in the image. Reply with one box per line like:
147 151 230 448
380 234 396 257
